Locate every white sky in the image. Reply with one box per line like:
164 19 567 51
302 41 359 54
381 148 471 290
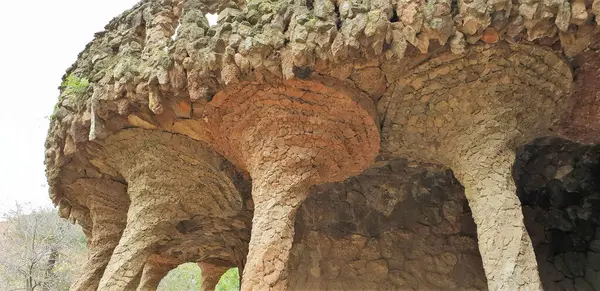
0 0 147 215
0 1 218 216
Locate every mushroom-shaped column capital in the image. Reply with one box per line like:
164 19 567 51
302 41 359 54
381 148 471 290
203 78 380 289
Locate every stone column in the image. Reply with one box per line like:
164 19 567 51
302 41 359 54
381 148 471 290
97 170 178 290
377 44 576 290
69 180 129 291
203 79 380 290
454 146 541 290
137 256 176 291
233 143 321 290
97 130 243 291
241 173 307 290
198 262 231 291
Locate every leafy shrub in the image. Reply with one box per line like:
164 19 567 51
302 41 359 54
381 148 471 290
61 74 89 96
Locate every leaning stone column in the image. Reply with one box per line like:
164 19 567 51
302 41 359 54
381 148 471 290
97 178 174 290
204 79 380 290
198 262 230 291
97 129 243 290
453 145 540 290
69 179 129 291
137 256 177 291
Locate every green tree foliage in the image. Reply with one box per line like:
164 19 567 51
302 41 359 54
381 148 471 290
157 263 202 291
157 264 240 291
0 205 86 291
0 206 240 290
215 268 240 291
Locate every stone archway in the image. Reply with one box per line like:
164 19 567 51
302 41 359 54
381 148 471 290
155 262 239 291
288 159 489 290
379 44 573 289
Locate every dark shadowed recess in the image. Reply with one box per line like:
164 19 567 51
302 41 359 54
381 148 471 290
514 137 600 291
290 159 488 290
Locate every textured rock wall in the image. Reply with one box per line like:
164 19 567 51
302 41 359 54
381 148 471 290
558 36 600 144
515 138 600 291
289 160 488 290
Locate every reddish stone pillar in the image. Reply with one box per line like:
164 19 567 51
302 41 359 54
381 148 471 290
198 262 231 291
138 256 177 291
203 79 380 290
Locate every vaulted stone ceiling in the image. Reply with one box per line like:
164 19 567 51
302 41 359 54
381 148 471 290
45 0 600 290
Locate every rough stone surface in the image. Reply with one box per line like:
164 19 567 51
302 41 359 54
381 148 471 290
138 256 178 291
198 262 232 291
67 179 129 291
289 160 488 290
44 0 600 290
379 43 572 290
515 138 600 291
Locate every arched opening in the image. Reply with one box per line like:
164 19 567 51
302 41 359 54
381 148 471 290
158 263 201 290
288 159 488 290
157 263 240 291
514 138 600 290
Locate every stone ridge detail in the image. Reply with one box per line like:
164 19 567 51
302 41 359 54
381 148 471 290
44 0 600 290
